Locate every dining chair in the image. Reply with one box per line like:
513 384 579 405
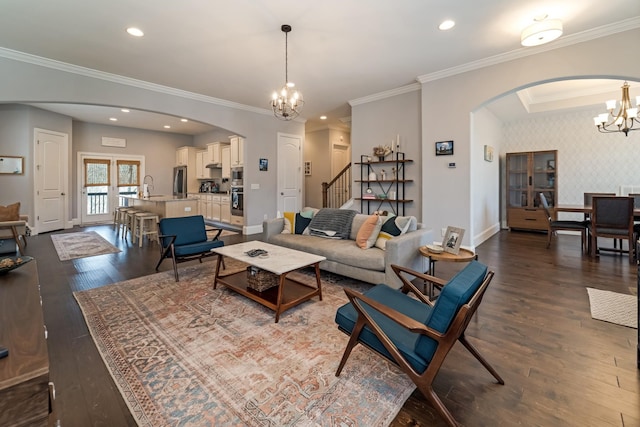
539 193 589 253
629 193 640 243
583 192 616 219
589 196 635 263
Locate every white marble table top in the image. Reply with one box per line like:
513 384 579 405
211 241 326 275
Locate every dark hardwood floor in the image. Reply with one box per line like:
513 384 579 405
19 225 640 426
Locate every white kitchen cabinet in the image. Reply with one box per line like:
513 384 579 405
211 195 222 221
221 146 231 179
220 195 230 223
230 136 244 166
195 150 212 179
198 195 212 220
230 214 242 225
207 142 227 166
176 146 194 166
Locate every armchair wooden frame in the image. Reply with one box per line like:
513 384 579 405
335 264 503 427
0 215 29 255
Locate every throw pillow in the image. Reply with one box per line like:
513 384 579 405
374 215 412 250
356 214 383 249
0 202 20 221
282 211 313 235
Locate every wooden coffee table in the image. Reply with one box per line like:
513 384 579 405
211 242 326 322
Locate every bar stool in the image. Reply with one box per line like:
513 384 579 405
114 207 132 236
134 212 159 247
122 208 142 241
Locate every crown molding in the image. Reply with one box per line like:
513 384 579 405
417 17 640 84
0 47 274 117
349 82 421 106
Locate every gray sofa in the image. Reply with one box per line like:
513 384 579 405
262 211 432 289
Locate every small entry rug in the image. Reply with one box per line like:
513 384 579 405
586 288 638 329
51 231 121 261
73 261 415 426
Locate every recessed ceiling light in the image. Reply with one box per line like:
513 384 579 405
121 108 130 113
439 20 455 31
320 116 327 120
164 125 171 129
126 27 144 37
109 117 117 121
181 118 188 122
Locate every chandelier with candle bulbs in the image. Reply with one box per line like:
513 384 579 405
271 24 304 121
594 81 640 136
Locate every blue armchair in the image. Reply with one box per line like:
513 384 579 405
335 260 503 427
155 215 224 281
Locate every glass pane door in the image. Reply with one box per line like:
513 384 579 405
532 151 555 207
508 153 529 207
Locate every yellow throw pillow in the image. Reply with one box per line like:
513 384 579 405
356 214 383 249
281 211 313 235
0 202 20 221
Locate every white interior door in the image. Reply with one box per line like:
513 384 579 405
277 133 303 214
35 128 68 234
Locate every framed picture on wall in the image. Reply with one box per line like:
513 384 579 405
259 158 268 171
435 141 454 156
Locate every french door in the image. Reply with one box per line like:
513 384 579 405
79 153 144 224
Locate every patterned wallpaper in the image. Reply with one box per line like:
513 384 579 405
502 107 640 221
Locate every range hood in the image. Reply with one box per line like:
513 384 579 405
206 162 222 168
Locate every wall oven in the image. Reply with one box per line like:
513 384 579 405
231 186 243 216
231 167 243 186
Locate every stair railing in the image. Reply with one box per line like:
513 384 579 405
322 163 351 208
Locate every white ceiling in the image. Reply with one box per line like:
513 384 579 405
1 0 639 134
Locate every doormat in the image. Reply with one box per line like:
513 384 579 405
51 231 121 261
586 287 637 329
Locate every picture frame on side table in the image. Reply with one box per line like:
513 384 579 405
442 226 465 255
435 141 454 156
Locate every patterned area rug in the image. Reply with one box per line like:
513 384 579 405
586 288 638 329
73 261 415 426
51 231 121 261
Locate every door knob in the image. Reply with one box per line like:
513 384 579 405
61 192 66 196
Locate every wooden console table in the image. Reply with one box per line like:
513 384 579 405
0 260 55 426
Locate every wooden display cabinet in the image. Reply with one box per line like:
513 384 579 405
506 150 557 231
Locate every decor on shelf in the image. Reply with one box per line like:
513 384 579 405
373 145 391 161
270 24 304 121
593 81 639 136
521 15 563 47
442 226 465 255
435 140 454 156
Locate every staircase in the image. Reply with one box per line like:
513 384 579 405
322 163 351 208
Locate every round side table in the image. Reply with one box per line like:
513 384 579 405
418 246 477 296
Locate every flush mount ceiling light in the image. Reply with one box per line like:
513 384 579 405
594 81 640 137
521 16 563 47
126 27 144 37
271 24 304 121
438 20 455 31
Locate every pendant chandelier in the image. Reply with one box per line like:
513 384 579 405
594 81 640 136
271 24 304 121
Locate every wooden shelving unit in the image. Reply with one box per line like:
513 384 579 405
355 152 413 215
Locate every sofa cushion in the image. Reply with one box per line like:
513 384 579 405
0 202 20 221
356 214 383 249
374 215 412 250
268 233 386 271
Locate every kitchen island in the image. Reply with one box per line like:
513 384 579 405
122 195 198 218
